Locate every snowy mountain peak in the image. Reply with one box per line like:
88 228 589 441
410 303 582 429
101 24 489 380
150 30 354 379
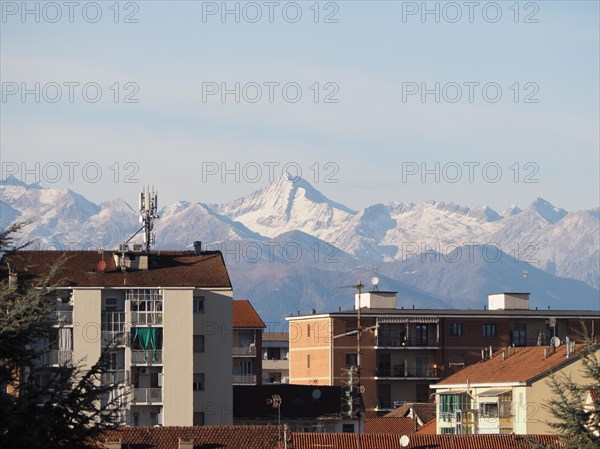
0 175 43 189
502 204 522 217
529 198 568 224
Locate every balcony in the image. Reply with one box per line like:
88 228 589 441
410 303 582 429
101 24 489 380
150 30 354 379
375 366 441 379
376 337 438 348
102 331 129 347
101 370 129 385
233 346 257 357
47 310 73 325
131 312 163 326
33 350 73 368
131 349 162 365
132 388 162 404
232 374 257 385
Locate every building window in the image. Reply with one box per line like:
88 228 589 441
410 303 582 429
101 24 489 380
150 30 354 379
342 424 355 433
448 323 463 337
483 323 497 337
415 324 429 345
194 335 205 353
193 412 205 426
345 319 358 333
193 296 205 314
193 373 205 391
513 323 526 346
307 323 311 338
345 353 358 367
307 354 310 368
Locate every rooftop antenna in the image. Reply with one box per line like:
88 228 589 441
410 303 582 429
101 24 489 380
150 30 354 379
139 186 159 252
119 187 160 259
522 270 529 292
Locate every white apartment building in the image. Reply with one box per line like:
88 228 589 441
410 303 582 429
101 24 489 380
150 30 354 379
4 247 234 427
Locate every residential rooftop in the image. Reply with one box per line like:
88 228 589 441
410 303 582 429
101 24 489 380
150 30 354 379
1 250 232 288
435 344 596 387
233 300 266 329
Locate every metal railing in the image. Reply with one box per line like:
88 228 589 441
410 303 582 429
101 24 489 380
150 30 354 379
131 349 162 364
131 312 163 325
375 366 440 378
132 388 162 404
101 331 129 347
34 350 73 367
101 370 129 385
376 337 438 347
47 311 73 325
233 346 257 356
232 374 257 384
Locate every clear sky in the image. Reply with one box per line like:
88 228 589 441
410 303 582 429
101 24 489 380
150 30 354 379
1 1 599 213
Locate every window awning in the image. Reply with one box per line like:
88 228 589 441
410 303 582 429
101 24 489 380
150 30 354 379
378 316 439 324
478 388 512 397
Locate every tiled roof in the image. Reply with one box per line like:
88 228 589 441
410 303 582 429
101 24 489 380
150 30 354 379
415 419 436 435
1 250 232 288
436 345 590 386
100 425 281 449
363 417 417 434
292 433 566 449
233 300 266 328
385 402 436 424
263 332 289 342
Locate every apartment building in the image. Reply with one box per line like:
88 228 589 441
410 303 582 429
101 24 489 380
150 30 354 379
262 332 290 384
287 290 600 414
432 343 599 434
232 300 265 385
3 248 234 426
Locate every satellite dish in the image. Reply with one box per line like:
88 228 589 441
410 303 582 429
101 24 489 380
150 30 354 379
97 260 107 272
551 336 561 347
139 215 144 224
371 276 379 287
312 389 321 400
399 435 410 447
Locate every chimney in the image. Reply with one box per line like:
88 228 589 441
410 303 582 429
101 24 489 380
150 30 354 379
103 438 122 449
193 241 202 255
178 437 194 449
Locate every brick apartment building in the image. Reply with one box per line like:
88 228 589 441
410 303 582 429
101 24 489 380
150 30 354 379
287 290 600 413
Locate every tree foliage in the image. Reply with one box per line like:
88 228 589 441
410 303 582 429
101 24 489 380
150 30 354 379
542 331 600 449
0 223 125 449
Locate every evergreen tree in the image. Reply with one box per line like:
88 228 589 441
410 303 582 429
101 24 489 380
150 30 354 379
0 223 125 449
541 333 600 449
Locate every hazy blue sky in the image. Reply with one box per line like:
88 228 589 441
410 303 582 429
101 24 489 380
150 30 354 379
1 1 598 213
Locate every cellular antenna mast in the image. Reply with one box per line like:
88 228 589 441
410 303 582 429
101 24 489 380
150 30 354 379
139 186 159 252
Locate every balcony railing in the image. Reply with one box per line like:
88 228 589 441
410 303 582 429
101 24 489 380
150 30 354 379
131 349 162 364
47 311 73 325
132 388 162 404
233 346 257 356
376 337 438 347
375 366 440 378
376 399 395 409
34 350 73 368
102 370 129 385
131 312 163 325
232 374 257 384
101 331 129 347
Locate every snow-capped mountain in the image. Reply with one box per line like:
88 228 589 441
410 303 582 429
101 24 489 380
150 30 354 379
1 175 598 323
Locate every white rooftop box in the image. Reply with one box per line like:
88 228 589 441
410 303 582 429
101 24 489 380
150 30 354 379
488 293 530 310
355 291 397 309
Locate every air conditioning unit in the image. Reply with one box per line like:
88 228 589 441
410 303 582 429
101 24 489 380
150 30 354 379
140 368 150 375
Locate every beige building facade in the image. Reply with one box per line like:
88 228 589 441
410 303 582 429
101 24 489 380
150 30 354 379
4 249 234 427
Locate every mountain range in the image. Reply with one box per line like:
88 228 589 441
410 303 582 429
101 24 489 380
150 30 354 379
1 174 598 324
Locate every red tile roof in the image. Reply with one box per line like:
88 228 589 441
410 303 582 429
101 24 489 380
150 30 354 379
363 417 417 434
436 345 591 386
233 300 266 328
1 250 232 288
415 419 436 435
292 433 566 449
100 425 281 449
